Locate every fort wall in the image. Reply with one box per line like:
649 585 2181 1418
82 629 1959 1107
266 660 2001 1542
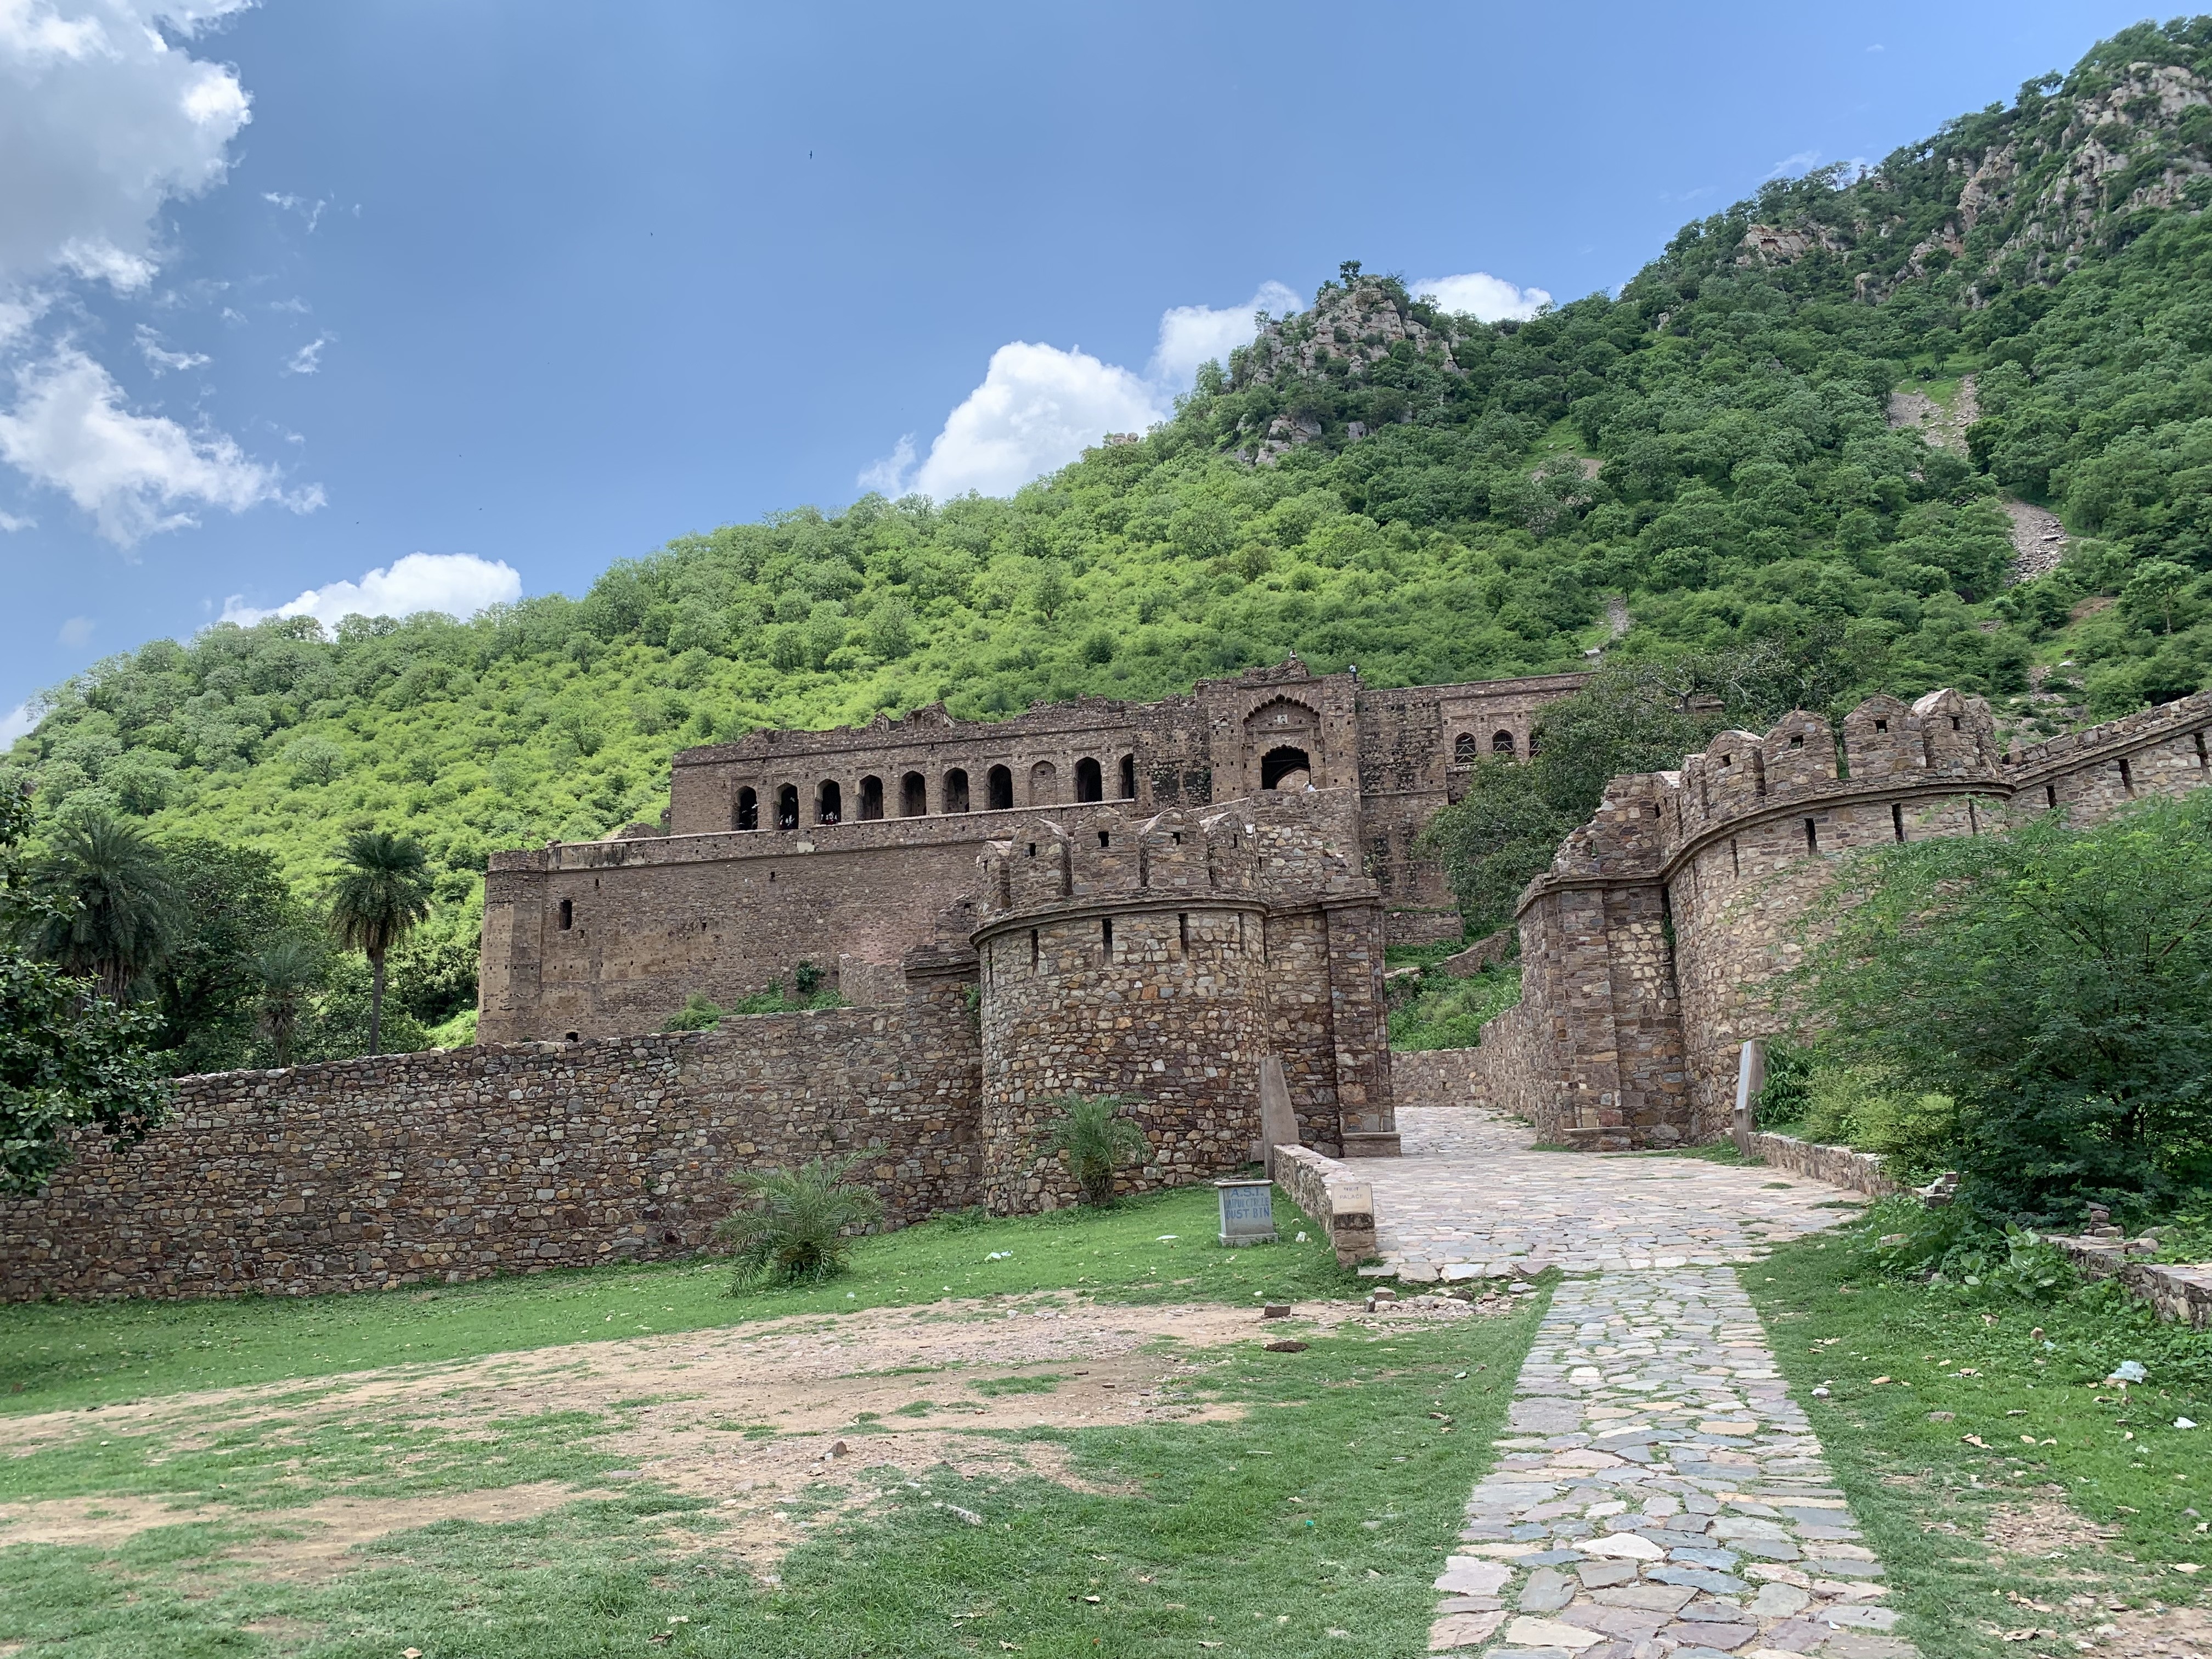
1463 685 2212 1147
0 980 980 1303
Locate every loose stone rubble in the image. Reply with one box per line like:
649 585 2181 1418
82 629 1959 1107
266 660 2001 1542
1434 1267 1915 1657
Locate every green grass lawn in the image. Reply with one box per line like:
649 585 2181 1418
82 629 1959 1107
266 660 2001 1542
0 1188 1555 1659
1747 1204 2212 1657
2 1187 1359 1416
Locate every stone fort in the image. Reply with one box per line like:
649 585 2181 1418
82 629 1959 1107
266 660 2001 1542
8 660 2212 1301
477 655 1585 1045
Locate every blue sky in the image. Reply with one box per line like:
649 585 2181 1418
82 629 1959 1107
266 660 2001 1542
0 0 2161 735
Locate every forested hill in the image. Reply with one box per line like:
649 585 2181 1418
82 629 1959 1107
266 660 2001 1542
11 19 2212 1053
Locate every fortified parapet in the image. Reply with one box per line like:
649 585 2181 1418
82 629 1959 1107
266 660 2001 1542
968 789 1390 1211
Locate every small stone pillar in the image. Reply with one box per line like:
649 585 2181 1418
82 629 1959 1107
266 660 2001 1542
1731 1038 1767 1157
1257 1054 1300 1175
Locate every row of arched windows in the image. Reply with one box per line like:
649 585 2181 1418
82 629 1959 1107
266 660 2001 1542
1453 730 1526 761
733 754 1138 830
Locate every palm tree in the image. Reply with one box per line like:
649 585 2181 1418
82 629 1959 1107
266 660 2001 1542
1043 1094 1152 1207
33 812 179 1003
715 1155 884 1288
328 831 432 1056
250 936 326 1068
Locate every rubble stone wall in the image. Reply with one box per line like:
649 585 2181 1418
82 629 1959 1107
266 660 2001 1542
1465 686 2212 1149
1 980 980 1303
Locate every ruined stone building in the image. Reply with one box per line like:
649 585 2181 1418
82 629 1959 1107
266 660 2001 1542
478 656 1585 1044
1470 685 2212 1151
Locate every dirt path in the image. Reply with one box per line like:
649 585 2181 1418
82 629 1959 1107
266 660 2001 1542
0 1289 1494 1581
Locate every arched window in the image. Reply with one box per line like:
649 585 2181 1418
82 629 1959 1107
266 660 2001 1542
735 786 758 831
900 771 927 816
776 784 799 830
1119 754 1136 799
1074 757 1103 802
1453 733 1479 764
1492 730 1517 756
1029 760 1059 805
1260 745 1311 790
857 775 884 820
944 768 971 813
986 765 1014 810
816 779 842 825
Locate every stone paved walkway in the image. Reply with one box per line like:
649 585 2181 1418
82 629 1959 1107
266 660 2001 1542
1376 1109 1914 1655
1431 1269 1914 1656
1365 1108 1865 1280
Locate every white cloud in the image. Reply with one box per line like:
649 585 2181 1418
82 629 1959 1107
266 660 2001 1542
857 433 916 496
1412 271 1553 322
888 341 1166 500
0 508 32 531
1148 280 1302 392
262 190 327 232
0 346 323 545
281 334 328 375
0 1 255 290
220 552 523 630
134 323 207 374
0 701 37 746
56 614 92 647
864 280 1301 500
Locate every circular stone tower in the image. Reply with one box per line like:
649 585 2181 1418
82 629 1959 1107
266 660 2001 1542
972 806 1272 1211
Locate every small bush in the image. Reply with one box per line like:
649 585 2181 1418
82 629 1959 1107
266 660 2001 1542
715 1154 884 1288
1042 1094 1150 1207
663 993 725 1032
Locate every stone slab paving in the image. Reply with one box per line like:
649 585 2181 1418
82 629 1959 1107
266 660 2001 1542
1432 1266 1915 1657
1364 1107 1865 1280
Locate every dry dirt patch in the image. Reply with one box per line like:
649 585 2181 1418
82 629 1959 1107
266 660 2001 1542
0 1291 1451 1581
1984 1498 2121 1558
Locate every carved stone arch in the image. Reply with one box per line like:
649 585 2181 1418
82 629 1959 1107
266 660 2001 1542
1243 697 1321 793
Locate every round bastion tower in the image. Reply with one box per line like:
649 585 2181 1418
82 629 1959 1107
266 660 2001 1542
971 806 1273 1211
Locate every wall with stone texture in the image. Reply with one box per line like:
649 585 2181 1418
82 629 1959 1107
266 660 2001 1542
1 979 980 1303
484 660 1589 1043
1390 1049 1487 1113
1743 1131 1899 1198
1463 686 2212 1149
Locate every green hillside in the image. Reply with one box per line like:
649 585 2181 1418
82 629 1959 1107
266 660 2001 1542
11 19 2212 1071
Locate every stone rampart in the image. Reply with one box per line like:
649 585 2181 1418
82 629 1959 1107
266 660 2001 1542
0 981 980 1303
1459 686 2212 1149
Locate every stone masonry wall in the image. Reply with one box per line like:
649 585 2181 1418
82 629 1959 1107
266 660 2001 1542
1455 686 2212 1147
1 980 981 1303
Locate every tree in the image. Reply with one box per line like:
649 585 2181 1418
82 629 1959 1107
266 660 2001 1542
1800 794 2212 1217
250 936 326 1069
328 830 433 1056
1042 1094 1150 1207
31 811 179 1003
714 1154 884 1287
0 792 172 1195
149 836 298 1074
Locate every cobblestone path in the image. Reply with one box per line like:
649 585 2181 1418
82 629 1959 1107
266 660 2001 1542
1380 1110 1914 1654
1431 1269 1913 1656
1366 1107 1866 1280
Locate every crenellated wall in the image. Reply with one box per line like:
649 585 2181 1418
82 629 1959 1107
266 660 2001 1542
968 788 1394 1210
1463 686 2212 1147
